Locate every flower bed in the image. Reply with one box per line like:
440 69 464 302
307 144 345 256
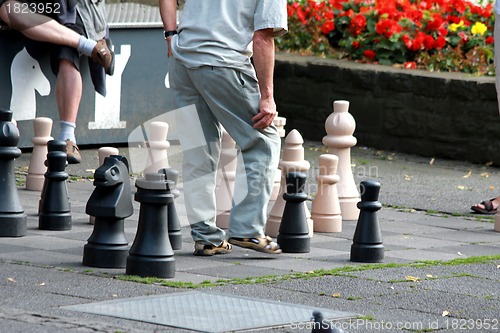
277 0 495 75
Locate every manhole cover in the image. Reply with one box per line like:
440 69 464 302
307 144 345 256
63 291 357 332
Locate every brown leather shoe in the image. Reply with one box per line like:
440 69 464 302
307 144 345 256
66 140 82 164
91 39 115 76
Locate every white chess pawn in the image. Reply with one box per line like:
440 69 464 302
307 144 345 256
26 117 53 191
311 154 342 232
322 100 360 221
89 147 119 225
266 129 312 237
274 113 287 138
215 129 238 229
270 114 287 200
144 121 170 174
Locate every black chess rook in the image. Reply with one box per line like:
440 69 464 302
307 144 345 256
126 173 175 278
159 168 182 250
38 140 72 231
0 109 27 237
277 171 310 253
83 156 133 268
350 179 384 263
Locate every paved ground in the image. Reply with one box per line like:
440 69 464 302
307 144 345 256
0 141 498 332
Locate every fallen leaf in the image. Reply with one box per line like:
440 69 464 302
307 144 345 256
112 294 118 297
457 252 463 256
490 186 495 190
39 282 45 286
463 171 472 178
457 186 465 190
405 276 420 282
481 172 490 178
331 293 341 298
426 274 433 278
404 174 412 181
429 157 435 165
442 310 450 317
7 278 15 283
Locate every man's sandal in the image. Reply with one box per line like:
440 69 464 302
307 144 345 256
470 198 497 215
193 240 232 256
228 236 282 254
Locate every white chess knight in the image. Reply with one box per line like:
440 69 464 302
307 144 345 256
10 48 51 121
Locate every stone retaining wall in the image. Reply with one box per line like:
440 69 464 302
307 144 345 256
274 53 500 165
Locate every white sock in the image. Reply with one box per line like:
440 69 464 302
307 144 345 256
59 121 76 143
77 36 97 57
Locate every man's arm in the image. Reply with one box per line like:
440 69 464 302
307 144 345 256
252 28 277 129
158 0 177 57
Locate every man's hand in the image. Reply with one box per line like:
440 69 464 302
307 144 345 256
252 96 277 129
166 35 173 57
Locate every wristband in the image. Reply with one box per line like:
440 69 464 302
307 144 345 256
164 30 178 39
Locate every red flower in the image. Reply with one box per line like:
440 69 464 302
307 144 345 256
403 61 416 69
363 50 376 59
352 41 360 49
375 19 402 38
423 35 435 50
323 10 334 20
296 7 307 24
322 21 335 35
426 15 445 32
486 36 494 44
434 36 446 49
350 14 367 36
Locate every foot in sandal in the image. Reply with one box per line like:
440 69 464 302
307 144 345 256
470 197 500 215
228 236 282 254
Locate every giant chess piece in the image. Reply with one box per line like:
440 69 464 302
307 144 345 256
350 180 384 263
144 121 170 174
89 147 119 225
159 168 182 250
267 129 311 237
311 154 342 232
277 172 310 253
0 109 27 237
215 129 237 229
126 173 175 278
270 113 287 200
83 156 133 268
26 117 53 191
323 100 360 221
38 140 72 231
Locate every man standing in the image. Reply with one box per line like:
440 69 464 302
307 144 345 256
159 0 287 256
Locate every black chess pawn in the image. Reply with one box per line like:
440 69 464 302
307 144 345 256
159 167 182 250
83 156 133 268
0 109 27 237
126 173 175 278
311 310 340 333
38 140 72 231
277 171 310 253
350 179 384 263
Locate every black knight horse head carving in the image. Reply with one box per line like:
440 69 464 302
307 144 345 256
86 155 133 219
